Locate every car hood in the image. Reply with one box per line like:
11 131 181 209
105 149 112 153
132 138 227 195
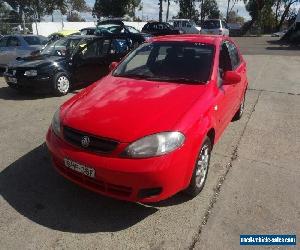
10 55 67 68
63 76 208 142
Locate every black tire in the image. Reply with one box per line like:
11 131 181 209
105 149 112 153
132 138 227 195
133 41 139 49
232 93 245 121
53 72 71 96
185 137 212 197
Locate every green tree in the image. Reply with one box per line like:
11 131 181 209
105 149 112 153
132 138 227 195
176 0 200 20
225 0 242 21
127 0 141 18
200 0 220 22
227 10 245 24
274 0 299 31
67 11 85 21
93 0 129 18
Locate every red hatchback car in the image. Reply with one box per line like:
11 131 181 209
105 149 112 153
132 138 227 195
46 35 248 202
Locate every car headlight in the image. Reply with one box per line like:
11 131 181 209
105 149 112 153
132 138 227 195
24 70 37 76
123 132 185 158
51 109 61 136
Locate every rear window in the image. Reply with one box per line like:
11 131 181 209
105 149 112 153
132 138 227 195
0 37 8 47
202 20 220 29
24 36 45 45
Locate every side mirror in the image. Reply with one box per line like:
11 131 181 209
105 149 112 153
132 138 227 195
109 61 118 72
223 71 241 85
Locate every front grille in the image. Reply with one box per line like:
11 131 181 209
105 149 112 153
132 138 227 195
7 67 30 77
63 126 118 153
56 160 132 197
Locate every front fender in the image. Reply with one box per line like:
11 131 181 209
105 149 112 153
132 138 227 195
181 115 215 190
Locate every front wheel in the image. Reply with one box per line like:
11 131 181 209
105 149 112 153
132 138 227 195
184 137 212 197
53 72 71 96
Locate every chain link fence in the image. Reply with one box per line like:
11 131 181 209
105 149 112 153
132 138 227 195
0 22 34 35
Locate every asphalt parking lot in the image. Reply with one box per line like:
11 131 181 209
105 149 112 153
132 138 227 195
0 36 299 249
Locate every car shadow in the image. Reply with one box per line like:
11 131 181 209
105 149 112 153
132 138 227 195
266 39 300 50
266 46 300 51
0 86 55 100
0 85 82 101
0 144 158 233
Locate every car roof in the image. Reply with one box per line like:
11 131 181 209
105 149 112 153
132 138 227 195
172 19 192 21
203 19 222 22
98 20 124 26
151 34 224 45
80 27 96 30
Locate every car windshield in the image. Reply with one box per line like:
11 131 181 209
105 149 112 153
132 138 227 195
41 37 82 57
202 20 220 29
96 24 125 34
126 26 140 33
165 23 175 29
113 42 214 83
24 36 47 45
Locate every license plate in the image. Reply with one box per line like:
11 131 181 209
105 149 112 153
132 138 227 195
8 77 17 84
64 158 95 178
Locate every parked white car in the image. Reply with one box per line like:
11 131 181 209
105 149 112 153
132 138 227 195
170 19 200 34
200 19 229 36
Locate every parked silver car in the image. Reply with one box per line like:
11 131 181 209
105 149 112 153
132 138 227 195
0 35 47 69
200 19 230 36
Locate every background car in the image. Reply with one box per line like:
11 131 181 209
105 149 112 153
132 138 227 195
142 21 182 36
0 35 47 71
4 35 131 96
80 27 96 35
46 30 80 45
96 20 151 48
170 19 200 34
228 23 242 37
271 29 288 37
200 19 230 36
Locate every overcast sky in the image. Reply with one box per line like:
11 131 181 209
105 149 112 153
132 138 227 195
84 0 251 20
45 0 300 22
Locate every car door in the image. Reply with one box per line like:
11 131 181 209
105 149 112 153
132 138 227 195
226 41 246 110
215 41 237 129
5 36 21 64
72 38 112 84
222 21 230 36
0 36 9 66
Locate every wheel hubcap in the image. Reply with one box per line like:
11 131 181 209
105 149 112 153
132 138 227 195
195 144 210 188
240 97 245 116
57 76 70 94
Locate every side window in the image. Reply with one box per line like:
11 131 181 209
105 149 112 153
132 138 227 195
227 42 240 69
173 21 179 28
218 43 232 87
222 21 228 29
7 37 20 47
0 37 8 47
158 24 165 30
79 39 109 59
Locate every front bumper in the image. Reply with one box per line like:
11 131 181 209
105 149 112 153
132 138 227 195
46 128 198 203
4 73 52 91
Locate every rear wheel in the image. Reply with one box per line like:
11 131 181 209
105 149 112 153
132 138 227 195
184 137 212 197
53 72 70 96
232 94 245 121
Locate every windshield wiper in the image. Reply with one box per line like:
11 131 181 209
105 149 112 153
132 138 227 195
114 74 205 84
114 73 147 79
143 76 203 84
